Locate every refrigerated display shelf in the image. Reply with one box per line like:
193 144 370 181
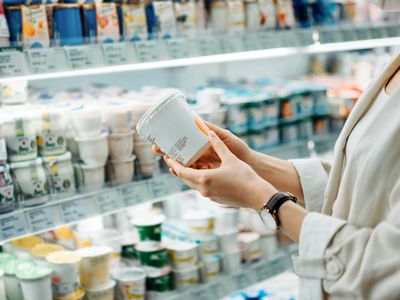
0 23 399 82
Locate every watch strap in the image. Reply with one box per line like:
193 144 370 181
264 192 297 228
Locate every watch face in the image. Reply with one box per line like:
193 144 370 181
259 209 277 230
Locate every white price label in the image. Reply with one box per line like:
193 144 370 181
191 287 212 300
59 199 86 224
197 37 222 56
65 46 94 69
27 207 55 233
242 33 261 51
102 43 128 65
0 213 27 240
355 28 370 41
120 182 150 206
341 29 357 42
166 39 190 59
0 50 25 77
386 25 399 38
220 36 244 53
27 49 56 73
95 190 121 214
134 40 160 62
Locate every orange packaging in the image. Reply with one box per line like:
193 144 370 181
21 5 50 48
96 3 120 43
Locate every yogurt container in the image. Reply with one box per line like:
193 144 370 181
69 108 103 139
107 155 135 185
237 232 261 263
84 280 115 300
167 241 199 270
137 156 160 178
0 164 16 214
16 265 53 300
112 267 146 300
2 115 38 162
217 230 238 254
136 89 210 167
46 250 82 298
76 133 109 166
134 141 155 162
36 111 67 157
196 234 220 257
173 265 200 290
131 214 165 242
196 88 224 108
222 249 242 273
76 246 112 289
10 158 50 207
0 269 5 300
1 259 35 300
210 1 228 32
144 266 172 293
103 106 133 134
0 128 8 163
12 236 44 259
0 80 28 105
135 241 168 268
215 207 239 233
74 163 105 192
30 243 64 266
54 288 85 300
91 229 123 270
108 131 134 161
42 152 75 198
183 211 215 234
201 254 222 280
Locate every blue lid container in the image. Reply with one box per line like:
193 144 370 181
3 0 25 5
116 3 123 39
311 0 340 25
4 5 22 46
53 4 84 46
82 3 97 43
145 2 157 40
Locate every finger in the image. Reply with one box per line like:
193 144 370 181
204 121 229 138
208 130 232 160
152 145 164 156
166 158 204 182
169 168 177 176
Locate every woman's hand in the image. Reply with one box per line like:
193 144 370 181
164 130 278 210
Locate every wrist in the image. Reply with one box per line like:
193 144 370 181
243 148 259 167
251 179 278 211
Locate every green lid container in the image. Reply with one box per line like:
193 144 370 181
136 241 169 268
16 265 53 280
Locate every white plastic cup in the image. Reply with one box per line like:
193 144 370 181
91 229 123 270
103 106 133 134
70 108 103 138
108 131 134 161
201 254 222 281
84 280 115 300
173 265 200 290
222 249 242 273
107 156 135 185
196 88 224 108
196 235 220 258
167 242 199 270
17 265 53 300
0 270 5 300
137 157 160 178
136 89 210 166
112 268 146 300
76 246 112 289
183 211 215 235
46 251 82 298
217 230 238 253
75 133 109 166
134 142 154 162
74 163 105 192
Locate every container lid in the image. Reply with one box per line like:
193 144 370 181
131 214 165 227
46 250 81 264
167 241 198 252
112 267 146 283
237 232 260 243
54 288 85 300
30 243 64 258
108 130 135 138
135 241 164 253
110 155 136 164
0 252 15 264
144 266 171 278
16 265 53 281
0 259 34 276
10 158 43 170
75 246 112 258
42 152 72 164
84 280 116 293
11 235 44 250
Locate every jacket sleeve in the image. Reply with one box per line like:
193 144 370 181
290 158 331 212
292 177 400 300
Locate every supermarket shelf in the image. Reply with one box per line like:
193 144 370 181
0 174 185 243
0 23 399 82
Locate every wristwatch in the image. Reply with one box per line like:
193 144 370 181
258 192 297 230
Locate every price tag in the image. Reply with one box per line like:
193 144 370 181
355 28 370 41
0 51 25 77
209 280 230 298
0 213 27 240
280 31 297 47
386 25 400 38
150 177 172 198
65 46 94 70
197 37 222 56
27 207 55 233
242 33 261 51
340 28 357 42
102 43 128 65
95 190 121 214
27 49 56 73
59 199 86 224
120 182 150 206
166 39 190 59
191 286 212 300
234 271 255 289
319 29 336 44
134 40 160 62
220 36 244 53
369 27 384 39
295 29 314 46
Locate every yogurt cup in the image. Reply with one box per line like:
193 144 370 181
76 133 109 166
46 250 82 298
1 115 38 162
222 249 242 273
1 259 35 300
30 243 64 266
237 232 261 263
103 106 134 134
108 131 134 161
107 155 135 185
12 236 44 259
16 265 53 300
215 207 239 233
91 229 123 270
196 235 220 257
136 89 210 167
84 280 115 300
167 241 199 270
0 130 7 163
0 164 16 214
135 241 168 268
42 152 76 198
0 269 6 300
201 254 222 280
144 266 172 293
196 88 224 108
131 214 165 242
10 158 50 207
36 111 67 157
134 141 154 162
183 211 215 234
70 108 103 139
74 163 105 192
137 157 161 178
76 246 112 289
54 288 85 300
173 265 200 290
217 230 238 254
112 267 146 300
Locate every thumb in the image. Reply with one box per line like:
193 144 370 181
208 130 231 160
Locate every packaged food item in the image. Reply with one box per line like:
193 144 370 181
222 249 242 273
107 131 134 161
82 4 97 43
36 111 66 157
136 241 168 268
0 164 16 214
76 246 112 289
30 243 64 266
145 266 172 293
10 158 50 207
91 229 123 270
16 265 53 300
196 235 219 257
264 98 280 125
201 254 222 280
21 5 50 48
173 264 200 289
244 0 260 29
259 0 276 29
121 3 147 41
210 1 228 32
84 280 115 300
69 107 103 139
248 101 265 131
0 80 28 105
217 230 238 253
237 232 262 262
293 0 314 28
0 2 10 46
263 126 280 147
136 89 210 167
276 0 296 28
76 133 109 166
183 211 215 235
5 5 23 45
112 267 146 300
280 121 298 143
311 0 341 25
96 3 120 43
153 1 176 39
137 156 160 178
74 163 105 192
134 141 154 162
12 236 44 259
174 1 196 38
107 155 135 185
131 214 165 242
168 241 199 270
1 259 35 300
313 116 329 135
52 4 84 46
54 288 84 300
227 0 245 32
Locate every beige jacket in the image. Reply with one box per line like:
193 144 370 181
290 50 400 300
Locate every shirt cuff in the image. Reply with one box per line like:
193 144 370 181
290 158 328 212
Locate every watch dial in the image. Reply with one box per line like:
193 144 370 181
260 209 277 230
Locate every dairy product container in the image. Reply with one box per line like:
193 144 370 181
183 211 215 234
173 264 200 290
30 243 64 266
76 133 109 166
201 254 222 281
17 265 53 300
144 266 172 293
84 279 115 300
134 141 154 162
121 3 147 41
54 288 85 300
227 0 245 32
167 241 199 270
107 155 135 185
210 2 228 32
21 5 50 48
174 1 196 38
196 235 220 257
153 1 176 39
108 131 134 161
1 259 35 300
74 163 105 192
0 80 28 105
237 232 261 262
135 241 168 268
0 164 16 214
112 267 146 300
96 3 120 43
36 110 67 156
217 230 238 253
91 229 123 270
69 108 103 138
131 214 165 242
52 4 84 46
244 0 260 29
259 233 279 259
137 156 160 178
12 236 44 259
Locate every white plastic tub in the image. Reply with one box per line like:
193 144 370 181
84 280 115 300
74 163 105 192
173 265 200 290
107 156 135 185
76 133 109 166
16 265 53 300
35 110 67 156
70 108 103 138
222 249 242 273
112 268 146 300
134 141 154 162
217 230 238 253
103 105 133 134
108 131 134 161
137 157 160 178
167 241 199 270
